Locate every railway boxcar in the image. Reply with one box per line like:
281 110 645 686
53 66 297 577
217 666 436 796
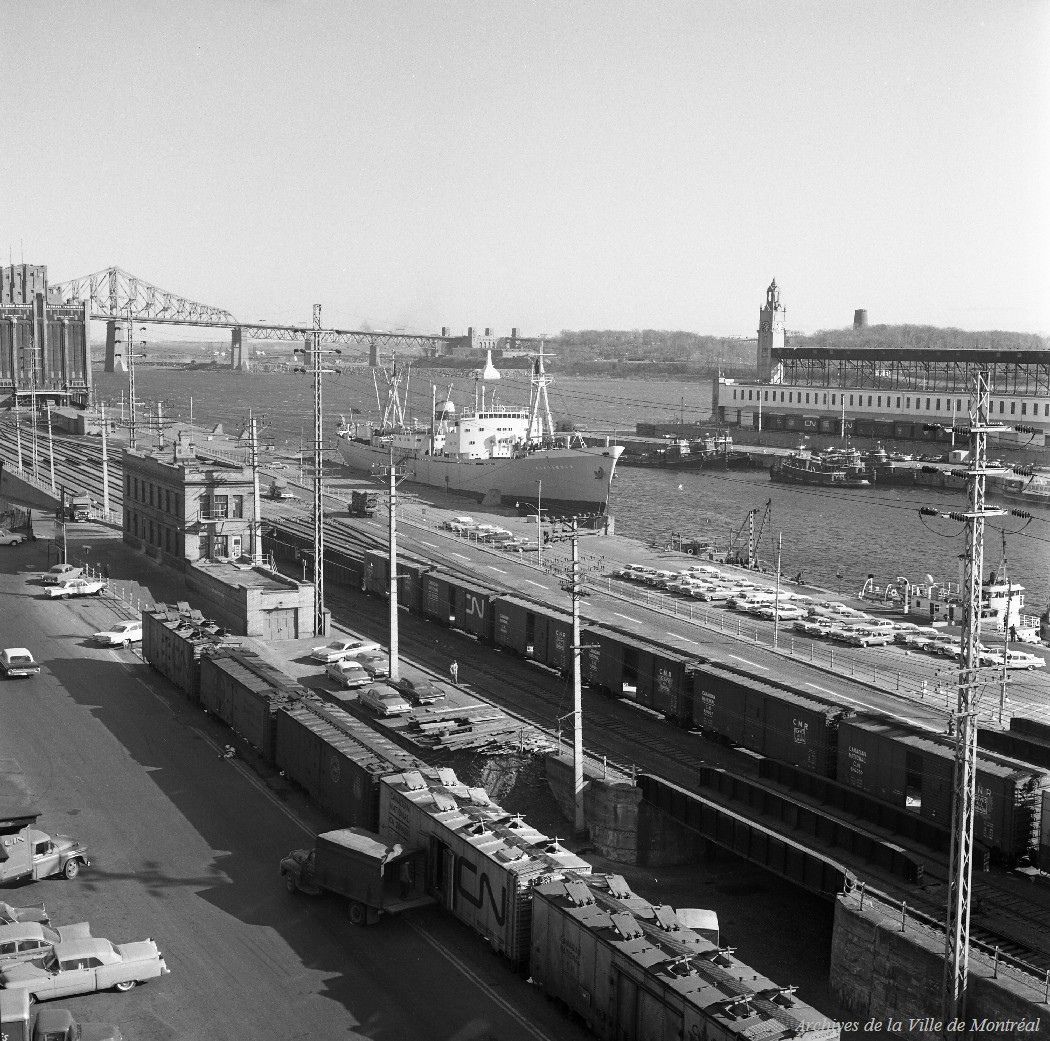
530 873 839 1041
690 665 763 748
545 613 576 673
763 413 785 432
142 607 240 701
493 595 570 662
449 576 495 641
893 421 915 440
397 559 432 616
363 549 388 597
421 572 455 627
818 417 837 435
378 769 591 965
275 702 330 800
837 714 1049 857
760 686 846 777
579 625 627 696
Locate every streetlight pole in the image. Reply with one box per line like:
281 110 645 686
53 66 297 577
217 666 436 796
100 402 110 518
536 479 543 562
382 444 404 682
14 392 23 470
46 404 56 493
773 531 783 651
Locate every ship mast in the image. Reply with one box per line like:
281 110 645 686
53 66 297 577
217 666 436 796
528 339 555 442
380 354 408 429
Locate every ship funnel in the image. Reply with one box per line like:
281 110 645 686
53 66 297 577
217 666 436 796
481 348 501 381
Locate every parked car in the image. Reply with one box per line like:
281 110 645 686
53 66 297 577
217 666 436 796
37 564 83 585
389 677 446 705
843 630 894 647
0 937 169 1002
0 529 28 547
0 648 41 678
747 603 807 621
0 922 92 970
0 902 49 926
1002 651 1046 671
793 620 826 638
325 659 371 689
45 578 106 600
355 650 390 679
359 686 411 717
91 621 143 647
310 638 382 663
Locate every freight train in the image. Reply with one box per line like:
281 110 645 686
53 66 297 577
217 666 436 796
357 550 1050 865
140 607 839 1041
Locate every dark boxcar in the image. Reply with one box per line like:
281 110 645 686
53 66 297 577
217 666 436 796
690 665 762 748
275 703 329 800
450 578 494 640
421 572 455 626
580 625 628 696
853 419 876 438
142 609 219 701
363 550 389 597
493 595 529 655
636 644 694 721
546 614 576 674
893 421 915 440
762 687 844 776
764 413 785 431
318 735 384 829
397 560 431 616
784 415 802 432
818 417 837 435
802 415 820 432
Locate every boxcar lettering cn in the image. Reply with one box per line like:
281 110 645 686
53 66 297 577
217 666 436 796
466 594 486 619
793 716 810 747
455 854 507 925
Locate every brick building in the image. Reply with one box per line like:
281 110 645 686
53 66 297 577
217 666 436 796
122 434 257 564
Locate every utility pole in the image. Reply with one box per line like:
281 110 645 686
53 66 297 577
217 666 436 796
249 411 263 564
379 445 405 682
100 401 110 518
773 531 783 651
46 403 55 493
561 519 586 836
14 392 22 470
941 372 1005 1029
31 388 38 475
536 479 543 563
128 315 138 450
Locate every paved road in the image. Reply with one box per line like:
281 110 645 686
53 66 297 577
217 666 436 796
0 539 588 1041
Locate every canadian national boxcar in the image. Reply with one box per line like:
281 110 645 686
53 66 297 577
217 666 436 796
378 768 591 965
492 595 571 662
397 559 432 616
530 873 839 1041
837 714 1049 858
449 576 494 641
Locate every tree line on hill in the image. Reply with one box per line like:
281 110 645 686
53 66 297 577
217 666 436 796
553 325 1048 376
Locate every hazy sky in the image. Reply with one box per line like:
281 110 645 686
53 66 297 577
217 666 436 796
4 1 1048 336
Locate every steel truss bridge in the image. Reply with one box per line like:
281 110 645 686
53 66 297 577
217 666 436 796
772 347 1050 397
51 266 458 357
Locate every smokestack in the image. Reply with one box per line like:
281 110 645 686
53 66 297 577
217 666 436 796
853 309 868 330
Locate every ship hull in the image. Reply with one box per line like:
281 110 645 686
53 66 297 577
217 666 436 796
335 435 623 514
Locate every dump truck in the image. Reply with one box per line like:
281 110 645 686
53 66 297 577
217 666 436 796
348 491 379 518
280 827 430 925
67 496 95 522
0 812 89 884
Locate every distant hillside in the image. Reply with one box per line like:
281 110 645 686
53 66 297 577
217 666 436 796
792 324 1048 352
552 324 1048 376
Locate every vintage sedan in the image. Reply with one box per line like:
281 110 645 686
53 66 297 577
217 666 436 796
0 529 29 546
310 638 382 664
0 922 92 969
45 578 106 600
37 564 83 586
359 686 411 717
91 621 143 647
325 659 371 689
0 902 49 926
356 650 390 679
389 677 446 705
0 648 41 678
31 1008 124 1041
0 936 169 1001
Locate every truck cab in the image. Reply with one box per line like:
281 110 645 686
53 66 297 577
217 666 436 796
0 813 89 885
348 491 379 518
282 827 430 925
1 990 122 1041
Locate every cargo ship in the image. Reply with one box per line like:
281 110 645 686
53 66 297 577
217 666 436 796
335 350 623 515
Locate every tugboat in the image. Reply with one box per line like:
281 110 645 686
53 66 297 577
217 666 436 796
769 444 871 487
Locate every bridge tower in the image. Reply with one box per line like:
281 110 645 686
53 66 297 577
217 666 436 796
230 327 250 371
756 279 785 383
104 320 128 373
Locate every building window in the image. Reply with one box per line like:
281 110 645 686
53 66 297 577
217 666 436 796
957 400 962 412
849 395 854 406
896 397 901 409
926 398 931 410
935 399 941 411
1010 402 1015 414
867 396 873 407
822 393 827 405
877 396 882 408
1045 404 1049 417
125 474 131 493
165 490 171 513
763 390 769 402
133 515 138 536
175 493 181 515
805 393 810 404
211 495 229 519
231 495 244 519
166 528 172 552
1021 402 1026 415
780 391 784 402
999 401 1004 413
831 394 836 406
906 397 911 408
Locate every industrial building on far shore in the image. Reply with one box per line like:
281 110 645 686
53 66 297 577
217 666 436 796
715 282 1049 448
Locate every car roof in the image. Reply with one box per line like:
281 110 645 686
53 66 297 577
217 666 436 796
54 938 115 960
2 648 32 658
0 922 46 941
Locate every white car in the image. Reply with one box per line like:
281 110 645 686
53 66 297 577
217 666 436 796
0 648 40 678
1002 651 1046 671
359 686 411 717
0 530 28 547
91 621 143 647
38 564 83 585
46 578 106 600
310 638 382 663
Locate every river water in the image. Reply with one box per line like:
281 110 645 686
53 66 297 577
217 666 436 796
92 367 1050 610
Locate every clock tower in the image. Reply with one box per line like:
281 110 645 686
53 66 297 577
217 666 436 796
756 279 785 382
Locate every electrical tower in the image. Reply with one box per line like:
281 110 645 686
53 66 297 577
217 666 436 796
942 372 1006 1027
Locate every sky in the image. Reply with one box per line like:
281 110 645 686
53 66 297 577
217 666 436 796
3 1 1048 338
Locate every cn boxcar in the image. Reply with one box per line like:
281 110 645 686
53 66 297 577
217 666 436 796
448 576 495 641
493 595 571 662
530 873 839 1041
378 769 591 965
397 559 432 616
362 549 389 597
837 714 1049 857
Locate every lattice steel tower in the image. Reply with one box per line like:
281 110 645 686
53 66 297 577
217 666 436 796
942 372 1005 1026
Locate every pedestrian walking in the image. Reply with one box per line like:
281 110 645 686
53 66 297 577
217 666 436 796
449 660 459 686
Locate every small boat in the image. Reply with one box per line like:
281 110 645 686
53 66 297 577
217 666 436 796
769 445 871 487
